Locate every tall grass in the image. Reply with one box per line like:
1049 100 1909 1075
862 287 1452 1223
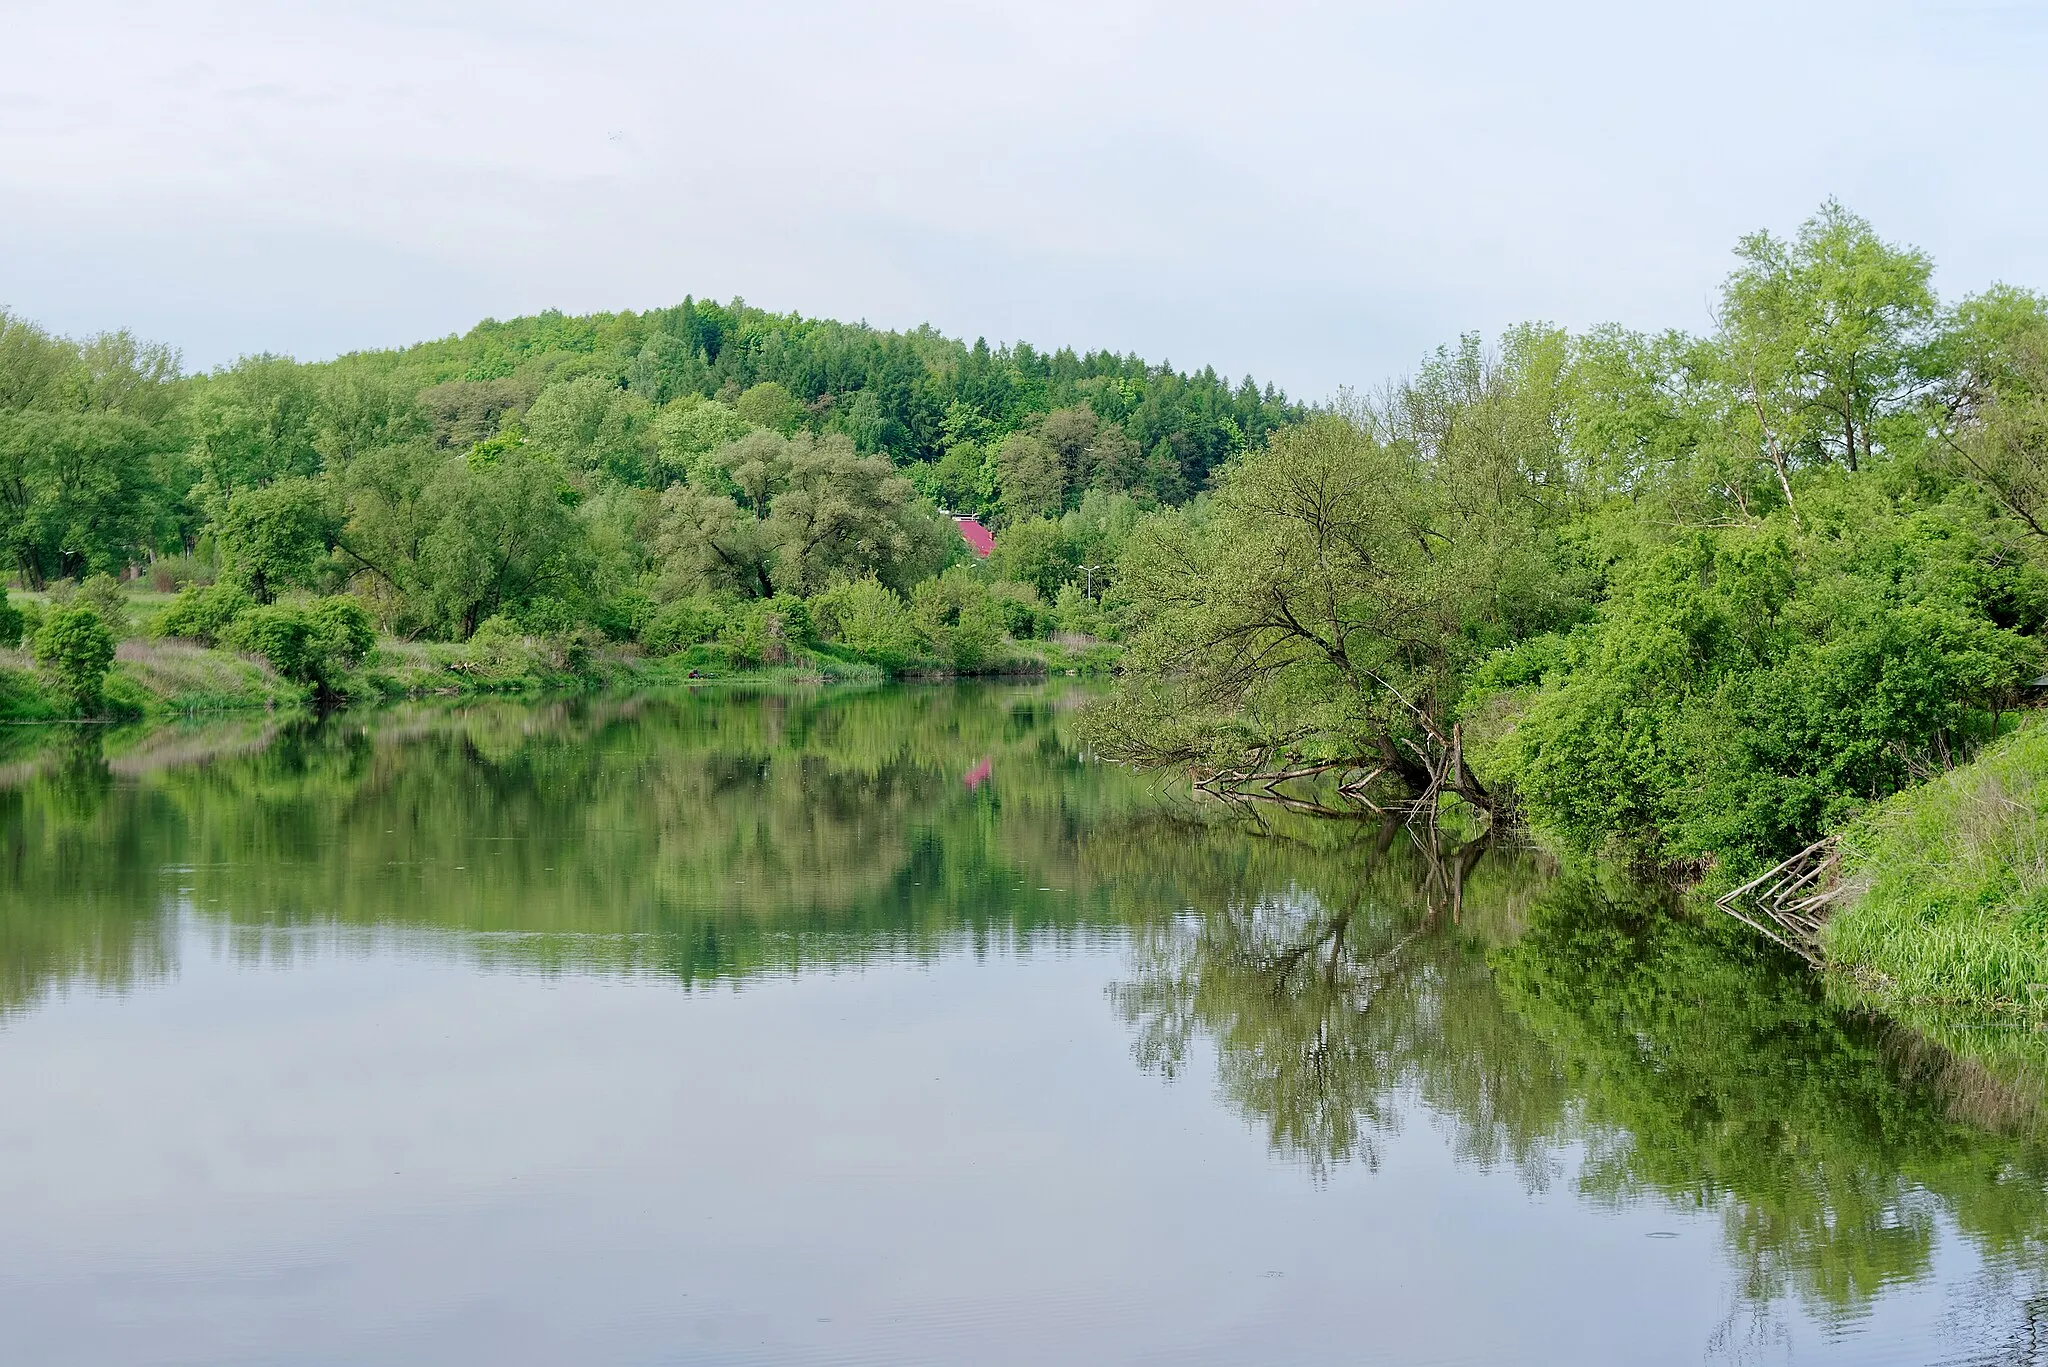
1831 718 2048 1011
113 640 287 712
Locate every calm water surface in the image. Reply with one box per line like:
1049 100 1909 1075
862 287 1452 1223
4 684 2048 1365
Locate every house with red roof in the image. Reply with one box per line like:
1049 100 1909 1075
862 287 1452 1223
954 516 994 558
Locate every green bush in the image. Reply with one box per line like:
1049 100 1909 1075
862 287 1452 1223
1051 582 1115 640
514 596 579 637
76 573 131 635
642 599 725 656
716 597 811 666
1479 508 2045 872
987 580 1046 639
460 614 540 680
593 587 655 643
813 577 924 671
33 604 117 716
155 582 255 645
913 567 1008 672
226 596 376 699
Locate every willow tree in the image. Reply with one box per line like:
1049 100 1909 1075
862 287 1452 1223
1089 335 1588 816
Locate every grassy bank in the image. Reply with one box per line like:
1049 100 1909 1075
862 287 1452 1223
1828 718 2048 1013
1 617 1119 727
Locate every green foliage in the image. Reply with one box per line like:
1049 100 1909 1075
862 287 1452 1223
1093 200 2048 911
652 397 753 488
655 429 952 599
913 566 1010 672
987 490 1144 602
74 573 130 636
414 449 587 638
1721 199 1940 474
733 380 802 434
226 596 375 698
987 516 1074 599
640 598 725 656
1097 401 1583 798
32 603 117 715
0 311 178 585
216 476 338 605
1833 718 2048 1010
524 374 656 485
994 431 1062 524
154 582 254 645
1485 490 2046 870
812 576 925 670
0 586 22 648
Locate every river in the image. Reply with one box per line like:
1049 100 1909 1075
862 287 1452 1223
2 683 2045 1364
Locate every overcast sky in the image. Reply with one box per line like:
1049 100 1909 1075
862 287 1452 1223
3 0 2045 399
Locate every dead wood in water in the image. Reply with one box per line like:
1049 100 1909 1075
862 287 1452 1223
1714 837 1846 962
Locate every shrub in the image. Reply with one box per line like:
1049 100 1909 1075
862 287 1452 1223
461 614 538 678
155 582 254 644
515 595 578 637
987 580 1045 639
814 577 923 670
642 599 725 656
227 596 375 699
77 573 130 635
145 554 213 594
33 604 117 716
1051 582 1114 640
717 599 792 666
913 567 1008 672
593 587 655 643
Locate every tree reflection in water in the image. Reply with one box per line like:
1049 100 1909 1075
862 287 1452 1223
8 688 2048 1351
1104 805 2048 1349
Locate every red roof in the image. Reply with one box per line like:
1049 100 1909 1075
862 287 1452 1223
955 516 994 557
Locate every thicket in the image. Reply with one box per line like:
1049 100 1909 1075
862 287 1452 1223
1092 201 2048 879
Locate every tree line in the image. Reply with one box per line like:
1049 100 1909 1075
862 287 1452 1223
0 296 1300 704
1093 201 2048 875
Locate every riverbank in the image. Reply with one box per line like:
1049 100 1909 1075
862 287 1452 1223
1826 717 2048 1016
0 626 1120 727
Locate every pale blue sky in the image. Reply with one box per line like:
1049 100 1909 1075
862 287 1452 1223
3 0 2045 399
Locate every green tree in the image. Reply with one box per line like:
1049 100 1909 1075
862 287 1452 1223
416 450 587 638
1096 403 1581 810
1721 200 1940 474
525 375 657 486
988 516 1076 600
226 596 375 701
652 398 752 488
655 430 951 599
184 355 322 498
734 381 803 434
32 603 117 716
1944 286 2048 535
0 585 23 648
216 476 335 603
995 431 1063 524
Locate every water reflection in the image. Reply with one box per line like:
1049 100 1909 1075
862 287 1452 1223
4 685 2048 1357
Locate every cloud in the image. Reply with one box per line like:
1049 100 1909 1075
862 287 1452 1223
2 0 2044 397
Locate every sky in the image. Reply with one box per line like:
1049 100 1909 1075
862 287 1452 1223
3 0 2046 401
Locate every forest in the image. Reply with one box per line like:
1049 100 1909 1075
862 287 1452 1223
0 292 1298 713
